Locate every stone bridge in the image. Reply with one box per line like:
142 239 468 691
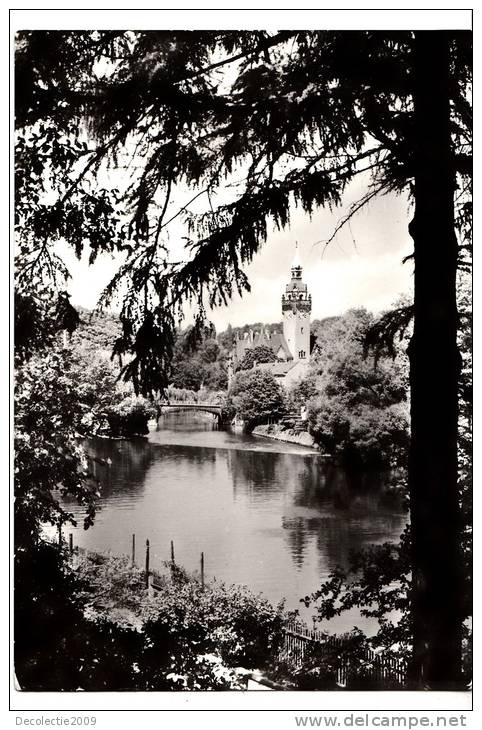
158 402 223 423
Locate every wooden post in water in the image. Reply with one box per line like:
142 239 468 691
58 523 62 548
69 533 73 555
170 540 175 564
145 539 150 589
200 551 205 590
132 533 136 566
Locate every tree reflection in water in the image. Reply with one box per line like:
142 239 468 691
61 429 406 624
227 447 406 574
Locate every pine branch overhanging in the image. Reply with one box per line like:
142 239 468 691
15 30 472 395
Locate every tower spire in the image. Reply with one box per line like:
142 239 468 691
291 241 302 278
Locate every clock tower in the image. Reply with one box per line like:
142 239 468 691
282 244 312 361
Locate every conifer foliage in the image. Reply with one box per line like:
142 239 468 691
15 29 472 687
14 31 470 397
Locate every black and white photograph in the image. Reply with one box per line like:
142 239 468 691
11 9 473 704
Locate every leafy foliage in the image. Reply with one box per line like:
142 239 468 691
67 309 158 436
72 551 285 690
456 274 472 644
228 369 286 431
15 289 80 363
15 541 143 691
302 527 412 657
14 347 97 551
295 291 472 685
169 325 228 390
235 344 277 372
72 307 121 351
139 581 284 687
17 543 285 691
104 395 156 437
289 373 319 408
306 309 410 469
14 29 472 687
15 31 471 394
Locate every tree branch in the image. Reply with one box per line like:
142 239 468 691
179 31 297 85
316 181 391 256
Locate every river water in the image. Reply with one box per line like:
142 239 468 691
64 413 407 633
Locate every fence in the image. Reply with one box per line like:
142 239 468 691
281 619 408 688
67 534 206 590
65 534 407 689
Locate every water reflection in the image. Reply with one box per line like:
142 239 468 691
64 415 407 631
62 437 155 510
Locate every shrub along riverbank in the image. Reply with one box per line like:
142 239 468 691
252 423 316 449
59 549 414 691
67 550 288 690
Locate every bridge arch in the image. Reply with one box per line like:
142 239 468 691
157 402 223 424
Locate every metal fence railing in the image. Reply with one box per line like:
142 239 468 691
280 620 408 688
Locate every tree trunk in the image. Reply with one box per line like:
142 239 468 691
408 31 463 688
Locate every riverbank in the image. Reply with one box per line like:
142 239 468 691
77 430 407 630
68 547 408 691
70 547 288 690
252 423 318 450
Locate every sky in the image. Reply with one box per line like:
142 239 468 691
52 31 415 334
61 171 414 333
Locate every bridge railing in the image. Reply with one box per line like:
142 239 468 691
160 402 221 408
157 403 223 417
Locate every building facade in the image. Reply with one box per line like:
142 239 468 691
229 245 312 386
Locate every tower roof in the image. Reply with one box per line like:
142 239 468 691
233 328 293 361
291 242 302 270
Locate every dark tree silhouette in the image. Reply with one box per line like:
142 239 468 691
15 30 472 687
407 32 465 688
